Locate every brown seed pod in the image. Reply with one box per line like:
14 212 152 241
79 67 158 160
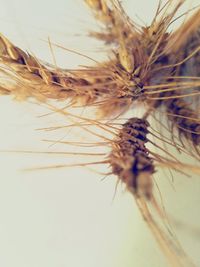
165 93 200 147
109 117 154 199
108 116 196 267
153 6 200 150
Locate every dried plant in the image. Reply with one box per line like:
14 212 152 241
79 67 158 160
1 0 200 266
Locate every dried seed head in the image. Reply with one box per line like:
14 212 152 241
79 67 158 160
118 43 135 73
173 19 200 81
85 0 102 10
85 0 113 25
0 33 147 115
165 94 200 146
109 118 155 199
167 9 200 54
0 34 115 105
85 0 137 48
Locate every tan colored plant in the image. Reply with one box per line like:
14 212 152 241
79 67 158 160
1 0 200 266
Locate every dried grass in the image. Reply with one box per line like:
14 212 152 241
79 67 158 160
1 0 200 266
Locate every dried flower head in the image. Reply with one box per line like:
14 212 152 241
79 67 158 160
1 0 200 266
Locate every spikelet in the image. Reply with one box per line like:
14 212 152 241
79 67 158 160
0 34 73 101
157 8 200 149
84 0 137 45
165 93 200 147
109 118 154 199
109 116 196 267
0 35 114 109
172 10 200 87
0 33 147 116
0 1 188 116
167 9 200 54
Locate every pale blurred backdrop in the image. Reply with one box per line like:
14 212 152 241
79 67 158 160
0 1 200 267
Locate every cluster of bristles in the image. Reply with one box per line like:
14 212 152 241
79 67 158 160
1 1 200 266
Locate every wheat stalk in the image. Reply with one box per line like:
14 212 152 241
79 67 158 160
1 0 200 266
